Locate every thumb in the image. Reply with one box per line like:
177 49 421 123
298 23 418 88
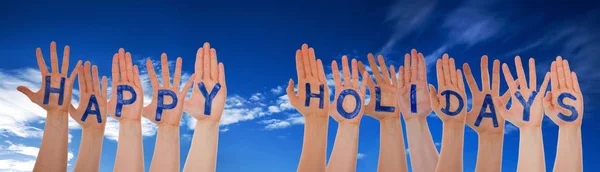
428 84 440 108
286 79 298 107
543 91 553 110
493 97 508 117
17 86 36 101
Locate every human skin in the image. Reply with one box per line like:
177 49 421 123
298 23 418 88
17 42 81 172
183 42 227 172
463 56 511 172
493 56 550 172
107 49 145 172
287 44 330 172
357 53 408 172
142 54 195 172
326 56 368 172
396 49 438 172
543 56 583 172
69 61 108 172
428 54 467 172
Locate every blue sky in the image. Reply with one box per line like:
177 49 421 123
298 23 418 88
0 0 599 171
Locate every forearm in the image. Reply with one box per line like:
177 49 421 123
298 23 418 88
517 127 545 172
326 123 360 172
405 117 438 172
183 120 220 172
553 126 582 172
33 111 69 172
114 120 144 172
73 128 105 172
475 133 504 172
297 115 328 172
150 126 180 172
436 122 465 172
378 118 408 172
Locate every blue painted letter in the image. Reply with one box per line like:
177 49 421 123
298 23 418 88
557 92 578 122
199 82 221 115
374 86 395 112
474 94 499 128
304 83 325 109
515 91 537 121
116 85 137 117
336 89 362 119
410 84 417 113
156 90 178 121
440 90 464 116
43 76 65 105
81 95 102 123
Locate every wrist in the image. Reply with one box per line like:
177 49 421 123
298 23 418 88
82 127 106 136
196 119 220 130
443 121 465 132
380 117 400 127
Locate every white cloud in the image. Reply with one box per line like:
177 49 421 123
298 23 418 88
220 128 229 133
379 0 436 56
249 93 263 101
260 114 305 130
0 159 36 172
0 141 39 157
270 86 284 95
357 153 366 159
268 106 281 113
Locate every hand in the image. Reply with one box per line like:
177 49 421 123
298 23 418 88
69 61 108 129
329 56 368 124
429 54 467 123
398 49 432 120
494 56 549 128
107 48 144 121
544 56 583 127
143 53 195 126
17 41 81 112
287 44 330 118
357 53 399 120
463 56 510 134
184 43 227 122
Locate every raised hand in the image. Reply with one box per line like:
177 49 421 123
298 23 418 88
429 54 467 122
544 56 583 126
70 61 108 128
358 53 399 120
287 44 330 118
17 41 81 112
143 53 194 126
398 49 432 119
184 42 227 122
329 56 368 124
463 55 510 134
495 56 549 127
107 48 144 121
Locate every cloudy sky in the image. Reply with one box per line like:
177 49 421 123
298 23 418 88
1 0 599 171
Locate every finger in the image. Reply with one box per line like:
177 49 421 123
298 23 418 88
50 42 59 74
492 59 501 94
181 74 195 95
390 65 397 86
84 61 93 93
102 76 108 98
36 48 49 75
442 54 451 86
502 63 517 94
501 88 512 103
360 72 368 93
203 42 211 80
112 53 120 83
480 56 491 91
368 53 383 84
61 45 70 76
378 55 391 84
287 79 298 106
410 49 418 82
295 50 305 81
556 56 566 89
78 64 85 93
342 56 351 87
418 53 427 84
92 65 100 94
174 57 182 90
463 63 479 93
515 56 528 90
125 52 134 83
529 58 537 90
543 91 553 110
69 60 82 82
428 84 439 108
218 62 226 86
539 72 550 96
457 69 465 92
196 48 203 80
161 53 171 88
398 66 405 88
332 60 342 88
450 58 457 86
17 86 36 101
301 44 312 78
309 47 318 78
352 59 359 88
436 59 445 88
118 48 128 82
571 72 581 93
146 59 160 89
563 60 573 90
133 65 142 88
317 59 327 83
551 61 558 91
211 48 219 81
404 53 411 84
493 97 509 116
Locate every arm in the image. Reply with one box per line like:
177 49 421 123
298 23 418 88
378 118 408 171
436 122 464 171
518 127 545 171
404 117 439 171
150 126 180 171
73 128 105 172
475 133 504 172
327 124 360 172
184 120 220 171
297 115 328 171
114 120 145 171
34 112 70 172
554 126 582 172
